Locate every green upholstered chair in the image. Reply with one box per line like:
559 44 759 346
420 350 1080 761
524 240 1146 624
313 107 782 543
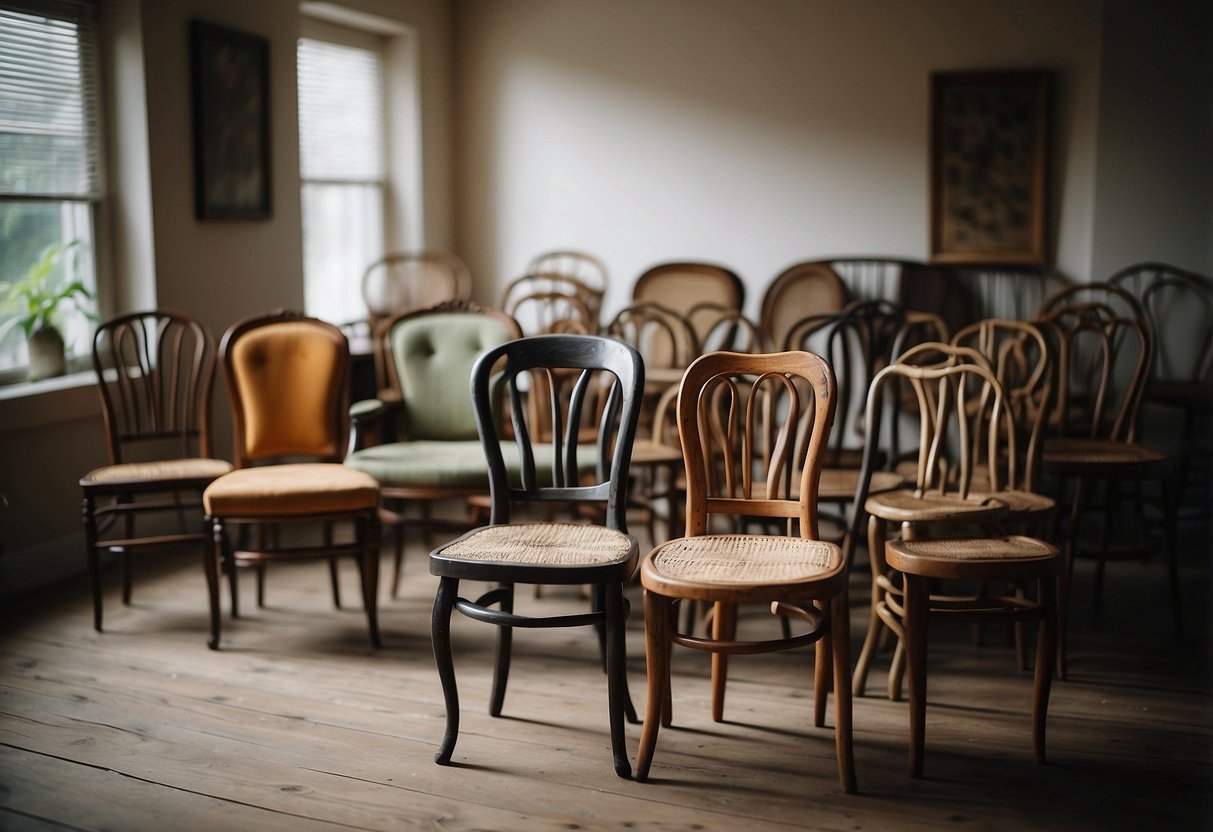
346 301 524 596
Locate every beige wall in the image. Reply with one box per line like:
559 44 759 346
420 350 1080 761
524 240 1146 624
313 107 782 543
453 0 1105 318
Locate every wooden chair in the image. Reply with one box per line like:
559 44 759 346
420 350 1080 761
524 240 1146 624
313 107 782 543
850 359 1060 775
1035 285 1178 674
632 262 744 346
690 303 761 354
501 279 597 336
81 310 233 631
429 334 644 778
634 350 856 793
760 261 848 351
202 310 381 650
360 250 471 329
606 302 700 403
527 249 608 293
347 301 523 596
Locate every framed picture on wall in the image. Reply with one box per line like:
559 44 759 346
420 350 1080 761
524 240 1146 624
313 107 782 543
929 70 1050 266
190 20 271 220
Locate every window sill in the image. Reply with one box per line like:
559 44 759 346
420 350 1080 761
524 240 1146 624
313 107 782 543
0 370 100 431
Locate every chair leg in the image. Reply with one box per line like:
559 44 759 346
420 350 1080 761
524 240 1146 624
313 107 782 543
489 582 514 717
903 573 930 778
205 518 223 650
662 599 676 728
254 525 267 609
1058 476 1085 680
390 521 405 599
432 575 460 765
119 494 134 605
228 527 242 620
853 515 888 697
832 592 857 794
605 582 632 779
710 601 737 722
1033 575 1057 765
83 495 103 632
359 515 382 648
887 638 907 702
814 600 830 728
592 584 609 672
324 522 342 609
1162 474 1183 638
635 589 672 783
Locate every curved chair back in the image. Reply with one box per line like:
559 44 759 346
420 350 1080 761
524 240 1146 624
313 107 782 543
501 278 597 335
760 261 848 351
690 303 761 354
1110 262 1213 386
221 310 350 465
380 301 522 441
470 334 644 531
527 249 608 294
361 250 471 325
607 302 699 375
633 261 745 340
92 309 218 464
676 350 837 538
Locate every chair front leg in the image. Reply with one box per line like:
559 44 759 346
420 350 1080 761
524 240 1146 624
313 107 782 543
903 573 930 778
119 493 134 605
358 514 382 648
432 575 460 764
832 591 857 793
83 495 102 632
852 515 888 697
635 589 672 783
325 521 342 609
1033 574 1058 765
605 581 632 779
710 601 737 722
205 518 224 650
489 582 514 717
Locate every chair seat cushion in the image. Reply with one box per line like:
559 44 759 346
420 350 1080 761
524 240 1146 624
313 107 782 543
81 458 233 489
433 522 635 569
346 441 591 490
203 463 379 517
644 534 842 591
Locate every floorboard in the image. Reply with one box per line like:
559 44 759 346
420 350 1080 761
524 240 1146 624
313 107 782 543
1 523 1210 831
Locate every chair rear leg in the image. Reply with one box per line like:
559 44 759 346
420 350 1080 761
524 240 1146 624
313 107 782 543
205 518 223 650
489 582 514 717
390 520 405 598
83 495 102 631
325 522 342 609
119 494 134 605
432 576 460 764
359 515 382 648
832 592 857 793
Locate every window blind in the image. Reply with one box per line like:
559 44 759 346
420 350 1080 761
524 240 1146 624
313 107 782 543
0 0 101 198
298 37 384 183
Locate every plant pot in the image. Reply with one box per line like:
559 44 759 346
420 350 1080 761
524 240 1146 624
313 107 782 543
28 326 67 381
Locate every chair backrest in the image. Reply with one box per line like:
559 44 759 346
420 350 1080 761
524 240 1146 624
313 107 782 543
1035 289 1151 443
760 261 849 351
952 319 1052 490
784 299 910 462
1109 262 1213 385
91 309 217 465
859 356 1015 501
220 310 350 466
361 250 472 324
691 303 761 354
501 278 598 335
379 301 522 441
676 350 836 538
606 302 699 374
470 334 644 531
632 262 745 331
527 249 608 294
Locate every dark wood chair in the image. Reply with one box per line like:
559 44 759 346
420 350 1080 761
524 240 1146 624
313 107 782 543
81 310 233 631
1035 284 1178 675
429 334 644 778
634 350 856 793
202 310 381 650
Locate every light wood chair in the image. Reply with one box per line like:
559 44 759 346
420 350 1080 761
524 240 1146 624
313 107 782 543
429 334 644 778
849 359 1060 776
81 310 233 631
634 350 856 793
690 303 761 354
501 280 597 336
202 310 381 650
632 261 744 347
760 261 848 351
360 250 471 329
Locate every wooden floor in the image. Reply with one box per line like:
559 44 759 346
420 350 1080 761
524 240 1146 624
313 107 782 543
2 523 1211 831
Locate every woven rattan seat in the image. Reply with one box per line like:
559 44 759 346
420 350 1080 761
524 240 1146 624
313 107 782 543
647 535 841 588
81 458 232 488
864 490 1009 524
436 522 633 569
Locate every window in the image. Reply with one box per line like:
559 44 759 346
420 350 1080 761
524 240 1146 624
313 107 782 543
298 25 386 326
0 0 101 380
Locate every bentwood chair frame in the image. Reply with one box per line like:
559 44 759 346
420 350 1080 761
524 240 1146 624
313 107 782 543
203 310 381 650
632 262 745 346
82 310 233 631
760 260 849 352
429 334 644 778
361 250 472 328
635 350 856 793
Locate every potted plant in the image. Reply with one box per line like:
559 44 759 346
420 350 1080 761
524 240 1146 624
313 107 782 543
0 241 93 381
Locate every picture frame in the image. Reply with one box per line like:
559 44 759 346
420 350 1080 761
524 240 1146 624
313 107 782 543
929 70 1050 266
190 21 271 221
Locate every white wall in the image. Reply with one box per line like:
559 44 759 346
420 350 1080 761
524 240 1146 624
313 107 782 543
453 0 1105 319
